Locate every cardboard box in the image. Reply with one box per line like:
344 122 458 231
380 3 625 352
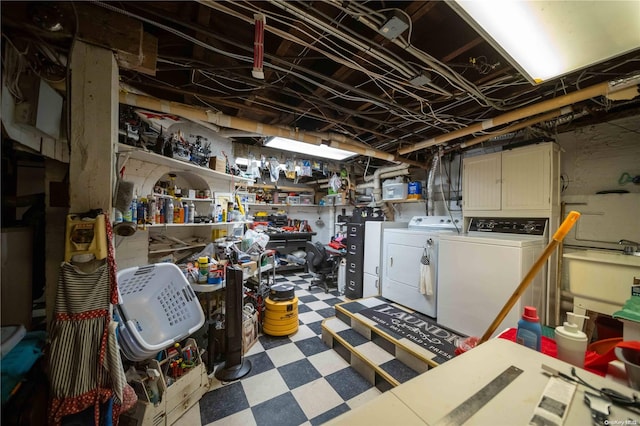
242 310 259 354
240 261 257 278
208 156 227 173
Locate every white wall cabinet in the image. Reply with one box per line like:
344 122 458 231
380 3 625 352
462 142 560 217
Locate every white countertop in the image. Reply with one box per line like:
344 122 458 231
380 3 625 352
327 339 639 425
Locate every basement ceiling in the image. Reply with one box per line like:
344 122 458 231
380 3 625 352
2 1 640 168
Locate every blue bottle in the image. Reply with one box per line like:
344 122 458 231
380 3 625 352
516 306 542 351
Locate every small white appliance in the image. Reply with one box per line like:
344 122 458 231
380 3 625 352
381 215 462 317
437 217 548 338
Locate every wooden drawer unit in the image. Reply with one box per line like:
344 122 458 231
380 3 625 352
120 339 210 426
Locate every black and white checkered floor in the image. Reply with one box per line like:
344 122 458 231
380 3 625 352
174 271 382 426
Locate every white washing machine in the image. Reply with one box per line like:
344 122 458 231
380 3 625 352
437 217 548 338
381 215 462 317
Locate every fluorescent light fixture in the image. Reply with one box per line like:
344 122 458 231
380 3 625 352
451 1 640 84
265 136 357 160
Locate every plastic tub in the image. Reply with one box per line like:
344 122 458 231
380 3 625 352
382 182 408 201
588 337 623 355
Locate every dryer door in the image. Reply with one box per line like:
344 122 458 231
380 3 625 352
382 231 436 317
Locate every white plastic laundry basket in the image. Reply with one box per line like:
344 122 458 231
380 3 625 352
116 263 205 360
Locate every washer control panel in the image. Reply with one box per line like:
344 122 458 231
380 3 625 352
468 218 548 235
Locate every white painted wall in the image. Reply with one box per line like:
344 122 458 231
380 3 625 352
556 115 640 196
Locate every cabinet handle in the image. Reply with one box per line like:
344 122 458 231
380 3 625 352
390 257 393 267
375 266 378 275
375 279 378 289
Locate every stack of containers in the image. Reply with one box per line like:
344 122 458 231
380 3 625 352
115 263 205 361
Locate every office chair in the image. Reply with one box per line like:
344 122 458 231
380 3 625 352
305 241 340 293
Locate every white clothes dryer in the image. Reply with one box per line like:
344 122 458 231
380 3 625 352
381 215 462 317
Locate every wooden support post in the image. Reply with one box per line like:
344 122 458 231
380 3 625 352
69 41 118 214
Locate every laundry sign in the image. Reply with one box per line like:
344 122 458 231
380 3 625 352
358 303 465 362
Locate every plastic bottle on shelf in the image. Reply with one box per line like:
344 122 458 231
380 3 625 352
198 257 209 283
516 306 542 351
130 196 138 223
137 197 147 224
183 201 189 224
165 198 174 224
189 201 196 223
210 202 217 222
158 199 165 224
174 200 183 223
147 195 156 225
168 174 176 197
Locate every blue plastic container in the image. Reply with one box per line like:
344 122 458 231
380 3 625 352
407 181 422 200
516 306 542 351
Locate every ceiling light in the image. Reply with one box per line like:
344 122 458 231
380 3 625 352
265 137 357 160
451 1 640 84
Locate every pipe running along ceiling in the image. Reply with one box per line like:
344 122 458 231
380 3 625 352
1 1 639 168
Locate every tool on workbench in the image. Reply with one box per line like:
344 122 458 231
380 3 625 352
433 365 523 426
584 391 611 426
542 364 640 413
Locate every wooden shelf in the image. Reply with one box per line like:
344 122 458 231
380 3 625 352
247 203 321 207
384 199 424 204
118 143 254 184
147 220 251 228
236 182 314 192
152 193 214 202
148 243 207 254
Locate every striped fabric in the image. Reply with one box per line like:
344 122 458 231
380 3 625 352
48 218 127 425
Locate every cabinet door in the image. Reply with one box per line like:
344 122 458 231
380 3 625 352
363 222 381 276
502 144 551 210
363 273 379 297
462 152 502 211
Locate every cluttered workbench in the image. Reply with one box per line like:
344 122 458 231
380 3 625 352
327 338 640 425
261 231 316 272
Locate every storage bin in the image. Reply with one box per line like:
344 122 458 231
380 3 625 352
237 192 256 204
382 182 408 201
287 196 301 205
300 194 314 205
